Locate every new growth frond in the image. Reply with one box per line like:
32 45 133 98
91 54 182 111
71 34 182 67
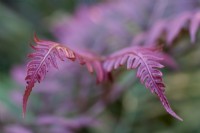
23 34 105 117
103 47 182 121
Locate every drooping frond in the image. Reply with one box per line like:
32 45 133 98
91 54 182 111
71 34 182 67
23 34 105 117
103 47 183 121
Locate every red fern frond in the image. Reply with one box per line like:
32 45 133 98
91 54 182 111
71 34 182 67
103 47 183 121
23 34 105 117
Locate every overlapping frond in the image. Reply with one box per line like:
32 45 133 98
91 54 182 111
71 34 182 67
103 47 182 121
23 35 105 117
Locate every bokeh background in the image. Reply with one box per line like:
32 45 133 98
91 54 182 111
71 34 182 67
1 0 200 133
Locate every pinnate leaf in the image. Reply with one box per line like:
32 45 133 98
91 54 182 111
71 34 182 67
23 34 105 117
103 47 182 121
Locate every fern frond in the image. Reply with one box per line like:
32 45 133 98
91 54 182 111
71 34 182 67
134 11 200 46
23 34 105 117
103 47 183 121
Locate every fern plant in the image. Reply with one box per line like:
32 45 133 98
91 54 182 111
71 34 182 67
23 2 200 123
24 35 184 120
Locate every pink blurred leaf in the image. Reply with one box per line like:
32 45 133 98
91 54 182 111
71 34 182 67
166 12 191 44
36 115 98 129
4 125 32 133
159 53 179 69
189 12 200 43
145 20 166 45
132 33 146 46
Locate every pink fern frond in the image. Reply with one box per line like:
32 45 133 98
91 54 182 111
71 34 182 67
103 47 183 121
23 34 105 117
133 11 200 47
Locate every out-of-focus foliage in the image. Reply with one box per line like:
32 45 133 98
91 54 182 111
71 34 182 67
0 0 78 72
1 0 200 133
0 4 31 72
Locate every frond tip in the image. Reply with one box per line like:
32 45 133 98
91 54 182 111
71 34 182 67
103 47 183 121
23 34 105 117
